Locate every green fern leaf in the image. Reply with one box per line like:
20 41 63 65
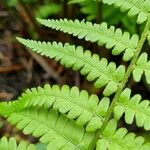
96 119 147 150
133 53 150 84
7 107 95 150
0 84 110 132
0 137 35 150
102 0 150 24
113 88 150 130
37 18 139 61
17 38 126 96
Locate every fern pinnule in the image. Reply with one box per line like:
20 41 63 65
0 137 35 150
37 18 139 61
17 37 126 96
114 88 150 130
133 52 150 84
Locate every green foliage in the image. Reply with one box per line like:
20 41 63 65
96 119 147 150
76 1 97 21
114 88 150 130
6 0 18 7
1 85 149 149
133 53 150 84
69 0 88 4
69 0 142 33
0 137 35 150
7 107 95 150
1 0 150 149
17 37 125 96
147 32 150 44
36 143 46 150
102 0 150 24
36 3 62 19
37 18 139 61
0 84 110 131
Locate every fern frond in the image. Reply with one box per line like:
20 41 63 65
37 18 139 61
102 0 150 24
7 107 95 150
113 88 150 130
17 38 126 96
0 137 35 150
133 53 150 84
0 84 110 132
96 119 147 150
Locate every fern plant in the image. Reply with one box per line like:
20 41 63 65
69 0 137 33
1 0 150 149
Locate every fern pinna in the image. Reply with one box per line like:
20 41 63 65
0 0 150 150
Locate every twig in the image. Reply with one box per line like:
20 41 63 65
26 57 33 84
0 11 9 17
29 51 61 82
0 64 24 73
0 92 14 100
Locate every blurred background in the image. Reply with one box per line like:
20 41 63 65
0 0 149 148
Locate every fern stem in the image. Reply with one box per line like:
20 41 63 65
89 15 150 150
